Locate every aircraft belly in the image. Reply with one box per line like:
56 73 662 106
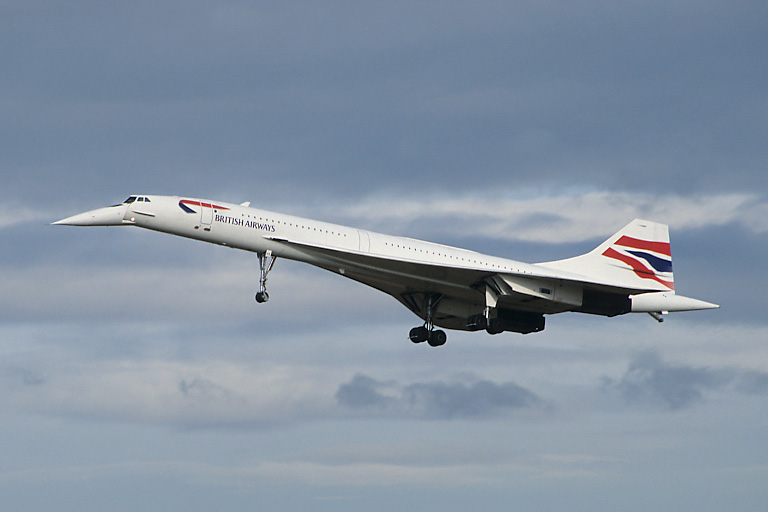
496 292 575 315
302 250 487 330
276 239 583 320
296 247 486 294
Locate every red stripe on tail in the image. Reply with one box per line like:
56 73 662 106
603 247 674 290
614 236 670 256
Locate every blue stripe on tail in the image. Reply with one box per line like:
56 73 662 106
627 251 673 273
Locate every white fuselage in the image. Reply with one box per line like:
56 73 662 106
130 195 544 283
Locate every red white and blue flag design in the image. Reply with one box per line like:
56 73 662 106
602 235 674 290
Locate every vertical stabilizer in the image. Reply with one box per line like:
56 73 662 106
537 219 675 291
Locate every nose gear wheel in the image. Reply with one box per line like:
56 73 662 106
255 250 276 303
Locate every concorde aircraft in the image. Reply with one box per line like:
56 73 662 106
54 195 718 346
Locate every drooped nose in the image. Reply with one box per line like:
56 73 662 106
52 205 131 226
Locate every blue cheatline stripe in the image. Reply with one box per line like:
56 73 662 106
627 250 673 273
178 202 197 214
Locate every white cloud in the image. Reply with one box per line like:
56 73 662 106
307 190 766 243
0 454 605 489
1 358 336 427
3 317 765 428
0 204 55 230
0 255 393 324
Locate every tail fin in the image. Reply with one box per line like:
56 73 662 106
538 219 675 292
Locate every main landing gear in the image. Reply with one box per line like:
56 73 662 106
255 250 276 303
408 293 447 347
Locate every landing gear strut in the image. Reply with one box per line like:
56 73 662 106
408 293 447 347
255 250 276 303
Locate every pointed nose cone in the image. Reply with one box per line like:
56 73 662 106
52 205 130 226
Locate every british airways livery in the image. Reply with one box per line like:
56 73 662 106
54 195 718 347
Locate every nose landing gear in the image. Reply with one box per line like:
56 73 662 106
255 250 276 303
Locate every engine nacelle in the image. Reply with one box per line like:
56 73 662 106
466 309 545 334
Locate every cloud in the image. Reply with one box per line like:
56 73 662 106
0 453 606 489
0 255 392 325
336 373 544 419
402 379 543 419
603 351 768 410
2 359 545 428
0 204 56 230
178 377 232 399
335 374 395 409
0 359 338 428
734 371 768 395
308 190 767 244
1 366 47 387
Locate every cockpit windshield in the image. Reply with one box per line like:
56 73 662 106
122 196 151 203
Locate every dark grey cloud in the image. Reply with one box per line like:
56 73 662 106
603 351 768 410
179 378 232 399
336 373 543 419
3 1 766 206
734 370 768 395
402 379 542 419
335 374 394 409
1 366 46 387
672 223 768 325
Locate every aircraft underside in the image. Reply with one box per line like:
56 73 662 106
254 243 633 347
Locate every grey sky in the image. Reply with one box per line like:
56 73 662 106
2 1 767 511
